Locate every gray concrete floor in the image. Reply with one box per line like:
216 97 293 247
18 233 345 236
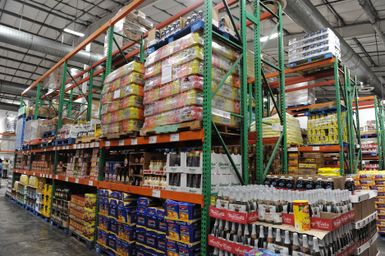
0 179 97 256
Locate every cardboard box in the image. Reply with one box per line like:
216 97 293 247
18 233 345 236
369 239 378 256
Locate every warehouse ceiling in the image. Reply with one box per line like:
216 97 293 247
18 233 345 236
0 0 384 111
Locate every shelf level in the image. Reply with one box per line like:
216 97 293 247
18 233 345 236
98 181 203 206
100 130 204 148
298 145 347 152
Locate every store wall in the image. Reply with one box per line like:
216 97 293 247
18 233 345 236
359 108 376 128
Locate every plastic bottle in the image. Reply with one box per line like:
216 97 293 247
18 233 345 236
295 177 305 190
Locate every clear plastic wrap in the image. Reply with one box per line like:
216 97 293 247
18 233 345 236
146 33 203 66
307 112 348 145
144 75 203 104
144 60 239 90
101 95 143 115
102 72 144 95
101 107 143 124
142 106 203 130
104 61 144 84
144 89 203 117
102 120 143 135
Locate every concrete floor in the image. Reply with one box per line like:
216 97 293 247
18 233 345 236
0 179 97 256
1 179 385 256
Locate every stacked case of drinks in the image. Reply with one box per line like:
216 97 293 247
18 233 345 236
100 61 144 137
288 28 341 64
210 185 356 255
141 32 240 134
307 112 348 145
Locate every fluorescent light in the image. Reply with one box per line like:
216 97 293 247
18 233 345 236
64 28 85 37
260 32 279 42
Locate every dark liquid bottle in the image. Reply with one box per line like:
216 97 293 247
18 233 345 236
305 177 314 190
325 177 334 190
344 177 355 192
286 176 295 190
277 176 286 189
312 237 322 256
315 177 325 189
292 233 300 253
295 177 305 190
270 176 279 188
264 175 272 186
257 226 266 249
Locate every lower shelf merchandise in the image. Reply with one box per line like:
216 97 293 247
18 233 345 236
97 189 201 256
52 186 71 228
69 193 97 241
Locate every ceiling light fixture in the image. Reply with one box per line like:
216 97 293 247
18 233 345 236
260 32 279 42
64 28 85 37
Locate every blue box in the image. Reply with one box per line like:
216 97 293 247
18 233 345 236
177 242 200 256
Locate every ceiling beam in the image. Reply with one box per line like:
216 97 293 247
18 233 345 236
357 0 385 48
0 101 20 112
352 37 378 67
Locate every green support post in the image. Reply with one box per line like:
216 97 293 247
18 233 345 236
240 0 249 184
253 0 264 184
87 69 94 121
381 103 385 170
344 67 354 173
334 60 345 175
34 82 41 120
105 27 114 76
57 62 68 131
67 89 73 118
353 78 362 171
374 97 383 169
201 0 213 253
277 2 287 174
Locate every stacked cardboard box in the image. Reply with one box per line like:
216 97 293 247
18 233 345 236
100 61 144 137
298 153 324 175
307 112 348 145
288 151 299 175
141 32 240 134
288 28 340 64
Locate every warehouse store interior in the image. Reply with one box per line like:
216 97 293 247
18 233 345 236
1 0 385 255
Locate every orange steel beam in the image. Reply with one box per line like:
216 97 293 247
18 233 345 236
284 80 335 92
22 0 144 96
24 0 277 98
357 95 375 102
269 69 334 88
287 101 339 112
266 57 336 79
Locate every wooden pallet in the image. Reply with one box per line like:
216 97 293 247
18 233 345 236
140 120 201 136
69 229 94 249
288 53 334 68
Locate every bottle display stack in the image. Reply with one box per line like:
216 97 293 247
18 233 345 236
51 187 71 228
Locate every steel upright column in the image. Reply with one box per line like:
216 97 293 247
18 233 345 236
334 60 345 175
201 0 213 253
277 2 287 174
34 83 41 120
353 77 362 171
374 97 383 169
87 69 94 121
253 0 264 184
57 62 68 131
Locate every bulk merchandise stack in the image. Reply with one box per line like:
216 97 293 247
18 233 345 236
96 189 202 256
141 32 240 134
100 61 144 138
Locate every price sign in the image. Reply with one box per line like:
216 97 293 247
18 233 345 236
149 136 157 144
312 146 320 151
170 133 179 142
152 189 161 198
106 141 110 147
95 142 99 147
131 138 137 145
65 177 69 182
55 175 58 179
119 139 125 146
88 180 94 186
75 178 79 183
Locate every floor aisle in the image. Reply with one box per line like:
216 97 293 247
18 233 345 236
0 179 96 256
1 179 385 256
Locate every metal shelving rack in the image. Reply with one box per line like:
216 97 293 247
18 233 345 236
278 57 361 175
13 0 283 254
